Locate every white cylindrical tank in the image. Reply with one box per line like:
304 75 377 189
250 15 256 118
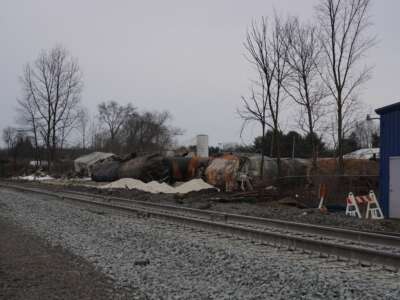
196 134 209 158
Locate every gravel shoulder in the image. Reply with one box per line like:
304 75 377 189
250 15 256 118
1 187 400 299
0 215 140 299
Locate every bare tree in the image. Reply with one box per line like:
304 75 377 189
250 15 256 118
19 45 83 169
239 73 269 178
269 15 292 175
316 0 375 172
284 18 327 167
98 101 136 152
16 95 40 163
58 99 81 150
2 127 27 170
76 107 89 149
2 127 18 154
122 110 182 154
88 118 101 150
240 15 291 178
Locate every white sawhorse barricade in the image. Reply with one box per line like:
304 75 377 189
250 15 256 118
346 191 384 219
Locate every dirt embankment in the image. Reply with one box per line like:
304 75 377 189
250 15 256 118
0 217 140 299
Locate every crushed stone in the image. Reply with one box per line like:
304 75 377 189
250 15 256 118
1 188 400 299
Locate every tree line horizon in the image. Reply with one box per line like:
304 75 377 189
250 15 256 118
2 0 377 176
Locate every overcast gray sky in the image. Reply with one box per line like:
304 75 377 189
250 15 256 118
0 0 398 146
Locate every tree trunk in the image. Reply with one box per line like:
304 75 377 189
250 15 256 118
308 120 317 168
337 102 344 174
273 126 282 178
46 127 52 171
260 123 266 179
32 124 39 166
13 149 17 173
52 119 57 168
311 132 317 169
270 134 274 157
303 77 317 169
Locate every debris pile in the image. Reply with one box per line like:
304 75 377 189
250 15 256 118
74 152 117 177
48 150 382 199
91 159 121 182
245 155 278 178
167 156 209 182
205 154 240 191
309 158 379 176
118 154 169 183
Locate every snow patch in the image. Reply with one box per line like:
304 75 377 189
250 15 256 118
18 175 54 181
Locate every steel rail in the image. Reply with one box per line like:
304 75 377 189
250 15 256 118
1 182 400 269
19 183 400 248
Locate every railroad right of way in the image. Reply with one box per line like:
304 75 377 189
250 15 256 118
2 181 400 270
1 186 400 299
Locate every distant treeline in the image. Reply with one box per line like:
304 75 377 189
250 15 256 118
210 130 379 158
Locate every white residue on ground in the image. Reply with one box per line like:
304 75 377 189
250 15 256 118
18 174 54 181
99 178 216 194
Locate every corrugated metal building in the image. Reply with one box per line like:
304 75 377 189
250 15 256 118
375 102 400 218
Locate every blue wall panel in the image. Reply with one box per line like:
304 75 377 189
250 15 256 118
376 103 400 217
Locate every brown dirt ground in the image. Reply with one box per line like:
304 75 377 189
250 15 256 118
0 217 142 300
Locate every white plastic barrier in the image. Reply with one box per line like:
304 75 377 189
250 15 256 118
345 191 384 219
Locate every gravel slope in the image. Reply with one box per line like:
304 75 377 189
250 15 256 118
0 218 139 299
0 188 399 299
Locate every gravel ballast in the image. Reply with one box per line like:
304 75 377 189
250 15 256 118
1 188 399 299
18 180 400 233
0 218 139 299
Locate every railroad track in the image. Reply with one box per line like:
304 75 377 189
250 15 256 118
1 181 400 269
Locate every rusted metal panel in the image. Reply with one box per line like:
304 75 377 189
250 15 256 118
205 154 240 191
168 156 209 182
